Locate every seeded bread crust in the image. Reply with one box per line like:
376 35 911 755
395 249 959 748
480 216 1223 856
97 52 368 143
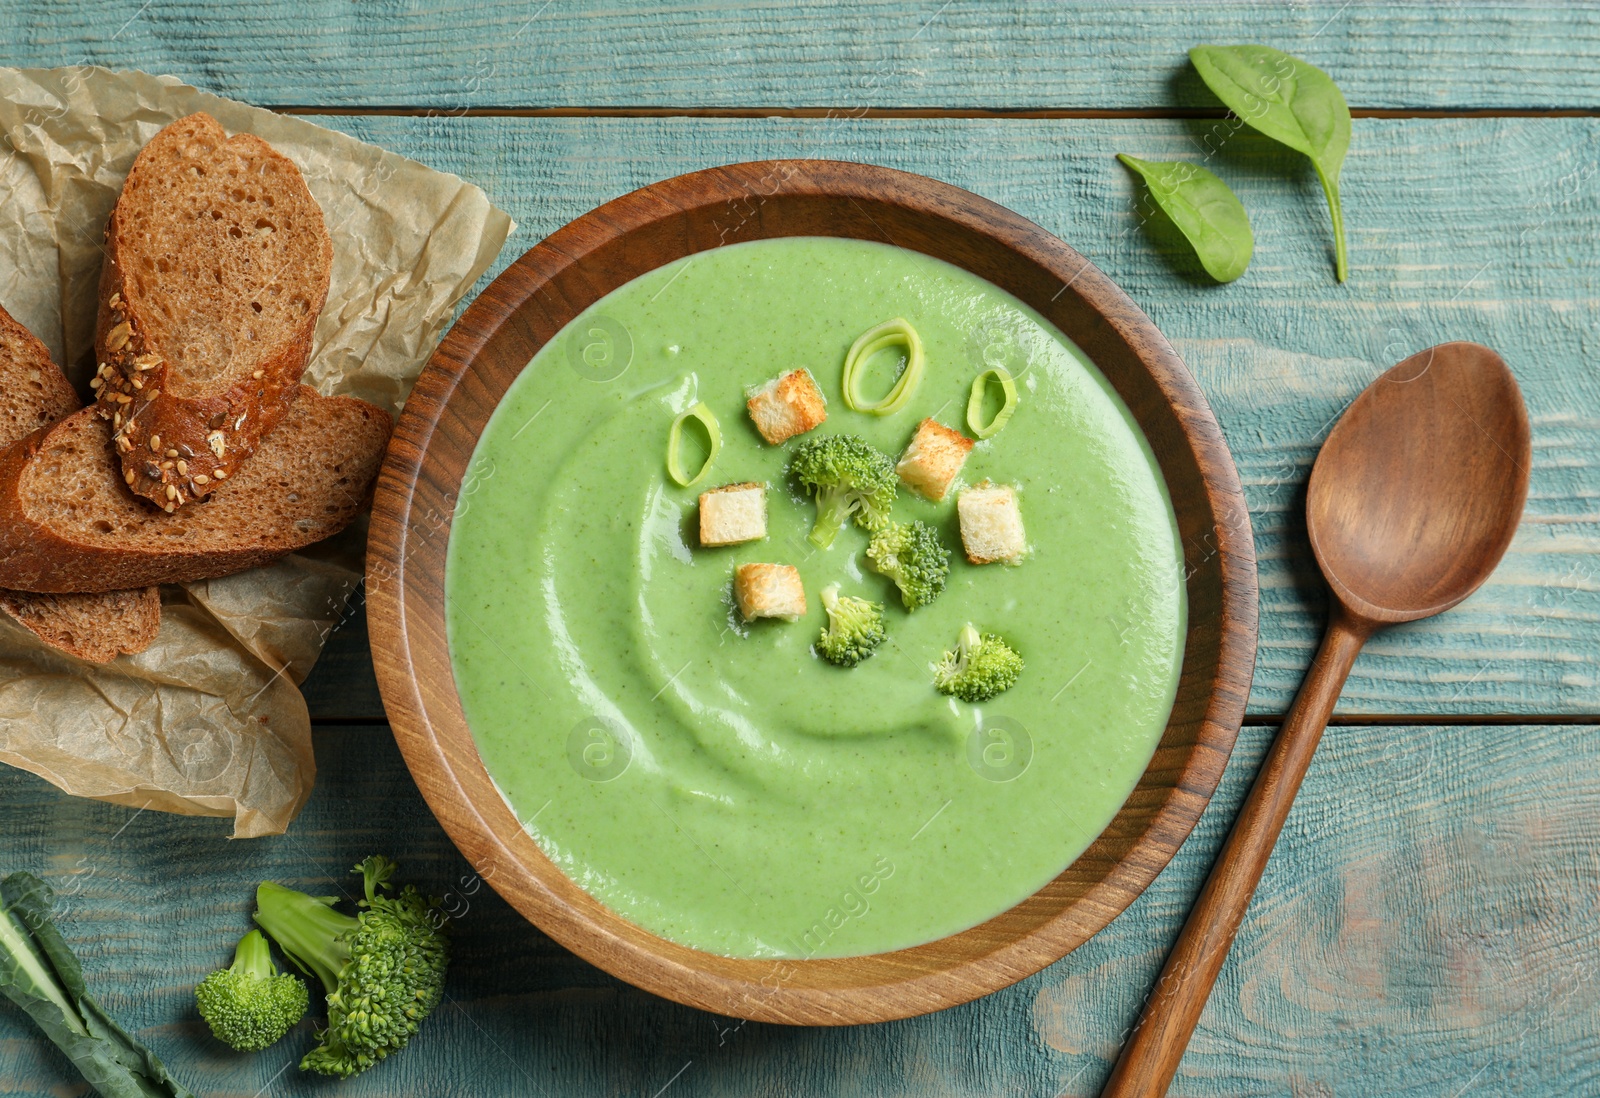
0 302 160 661
93 112 331 512
0 386 390 593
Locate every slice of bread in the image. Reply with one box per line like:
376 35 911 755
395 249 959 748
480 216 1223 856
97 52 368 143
0 305 77 441
93 112 332 512
0 587 161 663
0 302 160 661
0 386 390 593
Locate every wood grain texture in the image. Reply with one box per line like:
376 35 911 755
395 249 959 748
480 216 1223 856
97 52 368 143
365 159 1256 1023
4 3 1600 111
291 114 1600 718
1108 345 1534 1095
0 721 1594 1096
0 13 1588 1095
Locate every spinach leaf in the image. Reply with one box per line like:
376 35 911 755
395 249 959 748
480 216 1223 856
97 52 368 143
0 873 195 1098
1189 43 1351 282
1117 155 1254 283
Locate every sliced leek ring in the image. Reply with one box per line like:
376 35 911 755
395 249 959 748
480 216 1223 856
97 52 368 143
966 366 1019 439
666 401 722 487
842 318 924 415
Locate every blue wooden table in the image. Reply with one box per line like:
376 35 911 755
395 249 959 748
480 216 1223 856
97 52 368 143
4 4 1600 1095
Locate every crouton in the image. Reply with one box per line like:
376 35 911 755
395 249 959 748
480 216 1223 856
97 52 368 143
734 563 807 621
958 481 1026 564
699 482 768 546
896 418 974 502
746 368 827 445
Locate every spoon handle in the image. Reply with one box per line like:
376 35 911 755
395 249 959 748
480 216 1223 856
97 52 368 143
1100 610 1371 1098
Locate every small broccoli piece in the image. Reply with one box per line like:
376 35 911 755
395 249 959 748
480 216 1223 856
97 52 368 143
253 856 449 1079
195 929 309 1052
933 623 1024 702
816 583 887 667
866 520 951 610
788 434 899 548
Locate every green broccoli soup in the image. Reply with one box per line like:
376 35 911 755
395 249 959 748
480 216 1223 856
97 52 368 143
445 237 1186 959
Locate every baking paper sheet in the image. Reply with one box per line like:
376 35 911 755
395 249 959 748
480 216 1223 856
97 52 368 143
0 67 513 836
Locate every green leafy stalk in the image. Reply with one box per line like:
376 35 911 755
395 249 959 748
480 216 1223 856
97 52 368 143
1116 155 1254 282
0 872 195 1098
1189 43 1352 281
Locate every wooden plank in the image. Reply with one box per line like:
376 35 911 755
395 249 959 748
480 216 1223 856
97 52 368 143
295 114 1600 718
0 721 1594 1095
3 3 1600 111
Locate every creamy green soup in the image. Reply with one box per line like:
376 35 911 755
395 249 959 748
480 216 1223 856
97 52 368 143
446 237 1185 959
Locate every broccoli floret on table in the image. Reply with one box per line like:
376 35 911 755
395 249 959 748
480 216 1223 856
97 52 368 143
252 855 449 1079
195 929 309 1052
788 434 899 548
933 623 1024 702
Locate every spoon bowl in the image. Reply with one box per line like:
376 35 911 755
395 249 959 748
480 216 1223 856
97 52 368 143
1309 342 1532 623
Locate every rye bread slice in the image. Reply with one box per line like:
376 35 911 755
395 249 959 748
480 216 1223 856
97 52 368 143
0 587 161 663
0 302 160 661
0 386 390 593
0 305 78 440
93 111 332 512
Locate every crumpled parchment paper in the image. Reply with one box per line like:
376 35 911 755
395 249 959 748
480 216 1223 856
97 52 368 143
0 67 514 836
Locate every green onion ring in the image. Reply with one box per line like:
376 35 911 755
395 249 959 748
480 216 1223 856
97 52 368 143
666 402 722 487
966 366 1019 439
842 318 925 415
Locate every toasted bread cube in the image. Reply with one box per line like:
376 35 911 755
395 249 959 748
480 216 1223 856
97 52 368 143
699 482 768 547
958 481 1026 564
734 563 807 621
896 418 974 502
746 368 827 445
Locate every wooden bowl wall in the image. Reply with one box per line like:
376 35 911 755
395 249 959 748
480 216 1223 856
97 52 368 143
368 160 1258 1025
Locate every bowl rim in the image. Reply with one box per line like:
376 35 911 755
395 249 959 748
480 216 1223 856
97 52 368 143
367 159 1258 1025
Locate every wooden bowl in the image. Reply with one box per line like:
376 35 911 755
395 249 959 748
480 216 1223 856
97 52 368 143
368 160 1258 1025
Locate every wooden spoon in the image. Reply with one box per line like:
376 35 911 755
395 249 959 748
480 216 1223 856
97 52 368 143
1101 342 1530 1097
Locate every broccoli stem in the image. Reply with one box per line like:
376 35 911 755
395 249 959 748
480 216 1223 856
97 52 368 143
253 883 357 998
229 930 277 981
958 622 982 657
808 489 852 548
